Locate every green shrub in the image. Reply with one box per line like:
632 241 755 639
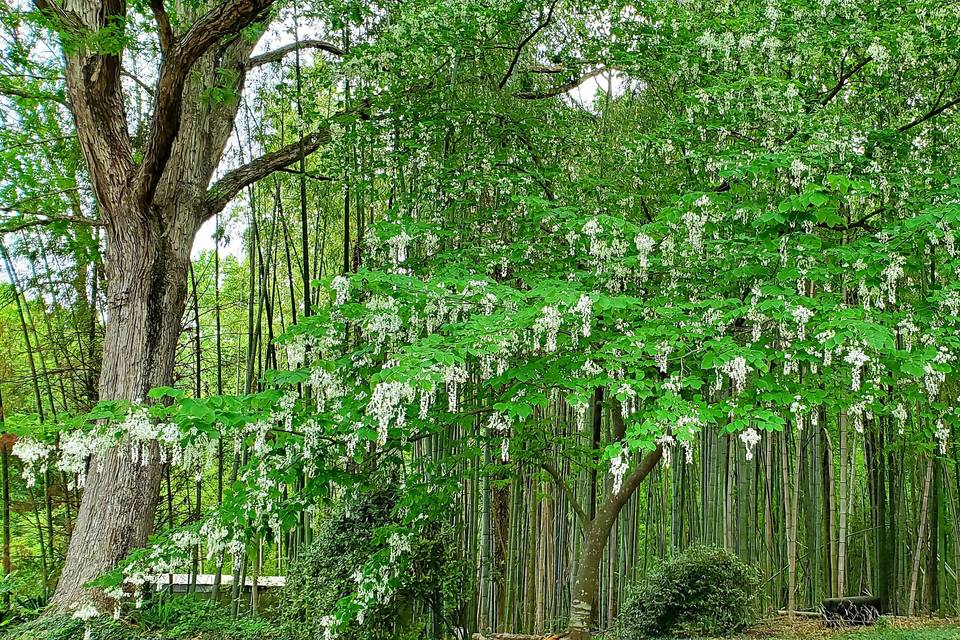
613 545 760 639
279 483 469 640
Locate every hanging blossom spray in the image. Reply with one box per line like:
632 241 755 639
739 427 761 460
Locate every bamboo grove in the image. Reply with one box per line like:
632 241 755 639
1 0 960 637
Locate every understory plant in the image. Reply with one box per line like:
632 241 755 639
613 545 760 639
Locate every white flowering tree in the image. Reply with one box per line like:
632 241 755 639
10 0 960 634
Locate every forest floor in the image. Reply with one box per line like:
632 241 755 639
740 616 960 639
3 615 960 640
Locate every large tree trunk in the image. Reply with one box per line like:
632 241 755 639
50 212 195 611
568 526 607 640
37 0 333 611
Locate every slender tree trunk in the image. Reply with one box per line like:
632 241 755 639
907 457 935 616
1 389 11 611
838 410 849 597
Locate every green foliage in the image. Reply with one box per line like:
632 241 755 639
0 615 138 640
613 546 760 639
279 482 470 640
137 595 282 640
0 598 284 640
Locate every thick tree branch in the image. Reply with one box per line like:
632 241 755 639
134 0 277 211
248 40 344 67
541 461 588 525
609 445 663 513
150 0 175 54
32 0 85 34
514 67 606 100
203 127 332 219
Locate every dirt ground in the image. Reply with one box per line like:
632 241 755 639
740 616 960 639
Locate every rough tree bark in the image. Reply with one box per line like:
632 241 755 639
35 0 337 611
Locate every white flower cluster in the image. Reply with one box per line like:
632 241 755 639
934 420 950 455
739 427 761 460
844 347 870 391
286 335 310 369
388 532 412 563
444 364 468 412
881 255 905 305
893 403 908 435
848 399 872 434
486 412 512 462
942 291 960 317
582 218 628 265
790 306 814 341
11 438 50 487
682 210 708 255
924 347 955 401
59 430 110 486
368 381 416 446
331 275 351 305
310 368 345 412
720 356 750 396
656 434 676 468
609 444 629 494
634 233 655 281
386 230 413 266
655 341 672 374
364 296 402 353
353 564 396 624
533 305 562 353
924 363 945 401
572 294 592 343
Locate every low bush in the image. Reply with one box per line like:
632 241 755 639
279 483 470 640
613 545 760 639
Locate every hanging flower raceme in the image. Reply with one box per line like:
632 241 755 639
739 427 761 460
844 346 870 391
609 444 629 494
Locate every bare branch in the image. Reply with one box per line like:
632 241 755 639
898 94 960 133
203 127 332 219
248 40 344 68
498 0 559 89
0 85 70 108
819 56 871 107
527 64 566 74
514 67 606 100
150 0 175 54
541 461 589 525
121 69 154 96
0 212 106 234
134 0 277 211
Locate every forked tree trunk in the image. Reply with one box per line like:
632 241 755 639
567 438 662 640
51 213 195 610
37 0 335 610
